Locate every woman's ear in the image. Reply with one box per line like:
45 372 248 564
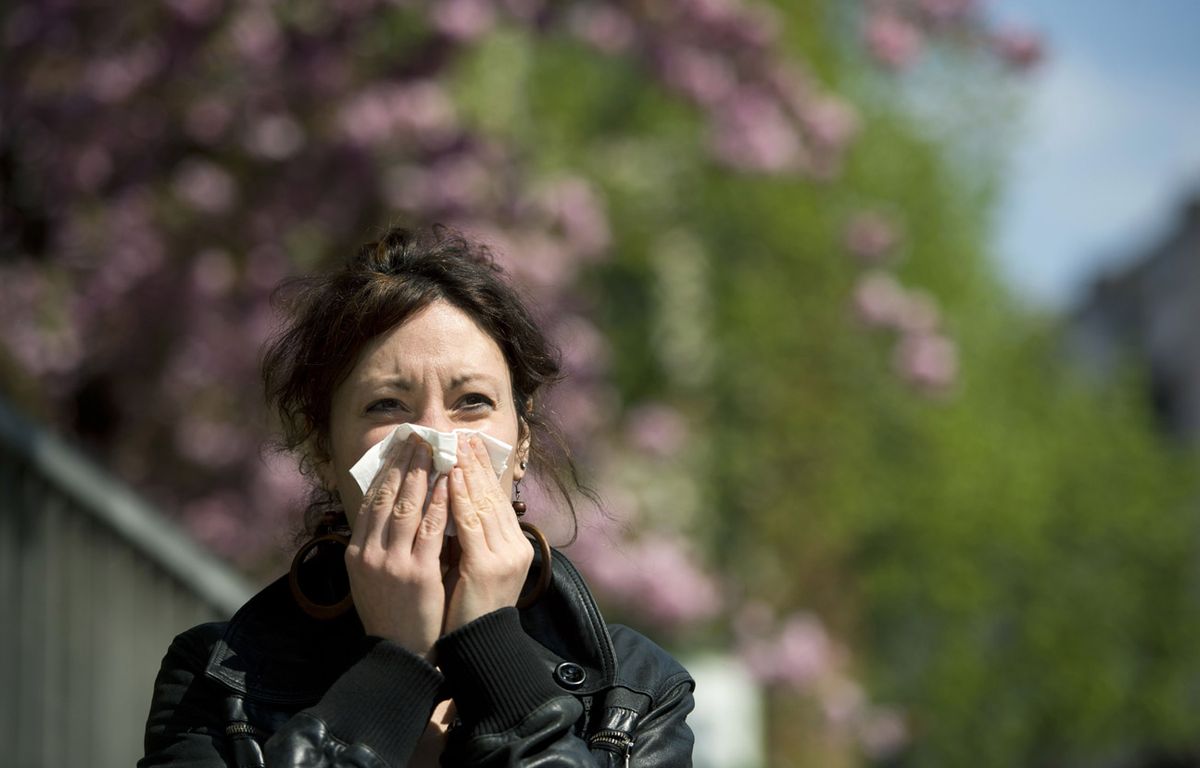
315 459 337 491
309 443 338 492
514 417 531 481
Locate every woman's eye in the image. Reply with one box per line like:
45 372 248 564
366 398 407 414
457 393 496 410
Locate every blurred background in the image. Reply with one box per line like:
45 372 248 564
2 1 1199 766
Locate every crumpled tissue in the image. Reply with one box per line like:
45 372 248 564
349 423 513 536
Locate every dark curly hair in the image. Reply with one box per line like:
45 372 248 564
262 225 583 538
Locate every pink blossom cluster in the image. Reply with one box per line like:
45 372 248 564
570 521 724 630
735 603 910 759
556 1 860 177
852 270 958 394
861 0 1044 73
845 208 957 394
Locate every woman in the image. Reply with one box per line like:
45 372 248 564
139 226 696 767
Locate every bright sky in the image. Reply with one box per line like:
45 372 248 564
989 0 1200 310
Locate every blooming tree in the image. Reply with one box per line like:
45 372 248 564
1 0 1060 763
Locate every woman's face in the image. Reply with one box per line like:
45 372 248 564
323 300 526 524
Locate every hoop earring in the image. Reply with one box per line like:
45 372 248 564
289 512 354 620
517 521 552 609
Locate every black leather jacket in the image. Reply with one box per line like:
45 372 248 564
139 547 695 767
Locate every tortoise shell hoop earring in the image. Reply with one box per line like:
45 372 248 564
289 511 354 620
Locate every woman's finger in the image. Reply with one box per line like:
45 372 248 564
386 440 431 550
467 434 518 546
353 434 416 550
412 474 448 562
448 465 487 550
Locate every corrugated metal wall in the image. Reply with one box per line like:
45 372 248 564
0 400 253 768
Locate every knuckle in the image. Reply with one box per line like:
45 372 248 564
417 515 444 538
393 497 420 519
369 493 393 516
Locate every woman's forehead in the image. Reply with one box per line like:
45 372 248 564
349 302 510 385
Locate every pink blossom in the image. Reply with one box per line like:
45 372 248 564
184 98 233 145
244 113 305 160
166 0 222 25
719 3 780 51
625 403 688 458
1 324 82 376
250 451 308 524
864 9 923 71
183 492 245 556
739 611 834 690
338 82 457 149
800 95 860 151
773 614 834 687
73 146 113 192
844 211 900 264
851 271 907 329
246 244 289 292
502 231 580 295
172 159 237 213
918 0 973 24
893 331 958 392
191 249 236 298
856 708 909 759
431 0 495 42
175 417 251 468
545 382 617 440
659 46 737 108
430 152 496 211
231 7 284 67
85 43 164 103
569 525 638 598
537 177 611 259
552 314 611 379
709 88 803 173
567 5 636 54
628 535 723 627
992 27 1044 71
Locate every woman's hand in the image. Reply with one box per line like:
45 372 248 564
345 434 449 658
442 434 534 634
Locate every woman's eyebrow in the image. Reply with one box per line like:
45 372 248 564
365 373 499 390
449 372 499 389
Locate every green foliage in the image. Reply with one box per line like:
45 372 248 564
448 7 1200 766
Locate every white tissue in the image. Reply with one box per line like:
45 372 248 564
348 424 513 536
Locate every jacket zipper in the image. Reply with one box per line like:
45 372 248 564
588 728 634 767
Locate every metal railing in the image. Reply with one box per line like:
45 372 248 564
0 397 253 768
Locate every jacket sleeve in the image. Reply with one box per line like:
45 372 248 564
434 608 696 767
139 625 445 768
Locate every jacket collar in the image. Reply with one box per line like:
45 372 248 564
204 547 617 705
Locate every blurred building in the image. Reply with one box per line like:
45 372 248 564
1068 195 1200 443
0 396 251 768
